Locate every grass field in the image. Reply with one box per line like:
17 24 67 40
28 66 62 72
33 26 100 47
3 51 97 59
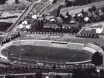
0 22 13 31
1 45 92 63
43 0 64 16
50 9 57 16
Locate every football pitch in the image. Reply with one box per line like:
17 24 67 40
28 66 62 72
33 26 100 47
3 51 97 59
1 45 92 63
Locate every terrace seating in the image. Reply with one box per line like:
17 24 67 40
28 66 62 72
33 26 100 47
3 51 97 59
76 33 99 38
67 43 83 50
85 43 103 53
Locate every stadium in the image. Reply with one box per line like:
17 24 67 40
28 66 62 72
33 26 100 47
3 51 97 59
0 39 96 65
0 0 104 78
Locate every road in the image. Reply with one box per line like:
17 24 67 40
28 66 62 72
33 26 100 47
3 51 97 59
1 1 39 41
60 0 104 15
1 0 51 41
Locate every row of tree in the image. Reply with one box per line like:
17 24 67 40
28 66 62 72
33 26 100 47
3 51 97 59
30 20 44 32
3 64 57 70
42 26 79 33
0 0 7 4
4 69 104 78
1 32 20 46
65 0 103 7
30 31 63 35
76 33 99 38
30 25 80 34
0 0 19 4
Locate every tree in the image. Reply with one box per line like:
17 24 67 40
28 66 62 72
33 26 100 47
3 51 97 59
91 5 96 11
5 75 14 78
100 70 104 78
91 52 103 66
81 9 84 14
57 5 62 17
26 75 34 78
59 14 64 20
40 20 44 30
101 6 104 12
65 0 68 4
35 72 42 78
56 17 63 30
53 64 56 69
66 11 70 17
56 75 62 78
52 0 57 4
18 32 20 36
66 11 71 21
0 0 6 4
56 17 63 24
66 1 72 7
102 46 104 51
15 0 19 4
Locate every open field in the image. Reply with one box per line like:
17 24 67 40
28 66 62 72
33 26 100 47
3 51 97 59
0 22 13 31
0 12 23 32
1 45 92 63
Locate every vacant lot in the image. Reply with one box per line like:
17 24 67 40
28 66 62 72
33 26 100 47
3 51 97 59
0 22 13 31
1 45 92 63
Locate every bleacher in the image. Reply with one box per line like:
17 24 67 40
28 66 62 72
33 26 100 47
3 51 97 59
85 43 103 53
67 42 84 50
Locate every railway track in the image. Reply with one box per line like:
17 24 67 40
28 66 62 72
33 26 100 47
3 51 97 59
1 2 36 41
1 0 51 41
